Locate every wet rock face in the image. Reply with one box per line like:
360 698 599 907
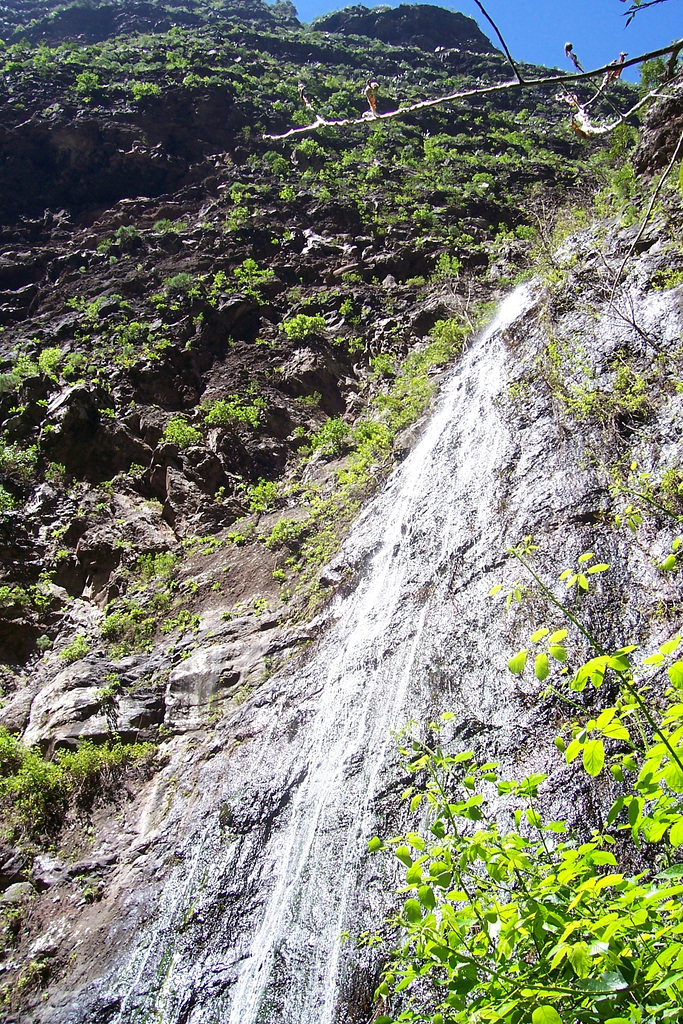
312 3 497 53
16 253 681 1024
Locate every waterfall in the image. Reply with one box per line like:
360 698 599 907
110 284 540 1024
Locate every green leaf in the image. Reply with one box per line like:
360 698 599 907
406 864 423 885
661 635 681 656
660 554 677 572
657 864 683 879
403 898 422 924
583 739 605 777
549 644 567 662
565 738 582 763
578 551 594 563
628 797 643 828
508 649 527 674
488 584 503 596
587 563 609 574
596 708 615 729
664 757 683 793
532 1006 563 1024
591 851 617 865
670 818 683 848
577 573 589 591
367 836 382 852
535 653 549 681
549 629 568 643
567 942 592 978
395 846 413 867
669 661 683 689
409 793 423 812
530 627 550 643
418 884 436 909
575 972 627 994
603 721 630 741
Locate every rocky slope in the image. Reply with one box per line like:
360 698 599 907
0 1 680 1020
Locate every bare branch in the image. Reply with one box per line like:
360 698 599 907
471 0 524 84
263 39 683 141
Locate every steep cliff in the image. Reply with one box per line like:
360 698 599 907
0 2 681 1022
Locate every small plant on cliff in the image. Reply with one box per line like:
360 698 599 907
248 478 279 512
162 417 202 449
282 313 326 341
130 81 161 101
73 71 100 101
307 417 351 457
203 391 266 429
60 634 90 663
265 517 307 550
232 258 274 301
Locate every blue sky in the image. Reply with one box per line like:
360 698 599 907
292 0 682 81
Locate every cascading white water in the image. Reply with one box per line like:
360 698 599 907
223 284 537 1024
109 284 541 1024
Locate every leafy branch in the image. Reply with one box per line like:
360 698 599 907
369 541 683 1024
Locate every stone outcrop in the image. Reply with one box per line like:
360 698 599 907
312 3 498 53
634 78 683 175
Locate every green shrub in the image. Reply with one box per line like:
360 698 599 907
432 253 461 279
137 551 178 581
162 417 202 448
282 314 326 341
163 273 198 297
101 602 156 656
650 268 683 291
265 517 307 550
131 81 161 100
0 353 38 393
0 441 38 480
369 544 683 1024
0 729 156 838
0 485 16 513
233 258 274 298
203 393 266 429
248 478 278 512
308 417 351 456
37 346 62 379
429 318 468 354
371 354 396 379
153 219 176 234
60 634 90 663
74 71 99 99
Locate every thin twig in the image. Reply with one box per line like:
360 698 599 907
263 38 683 141
609 125 683 304
471 0 524 84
